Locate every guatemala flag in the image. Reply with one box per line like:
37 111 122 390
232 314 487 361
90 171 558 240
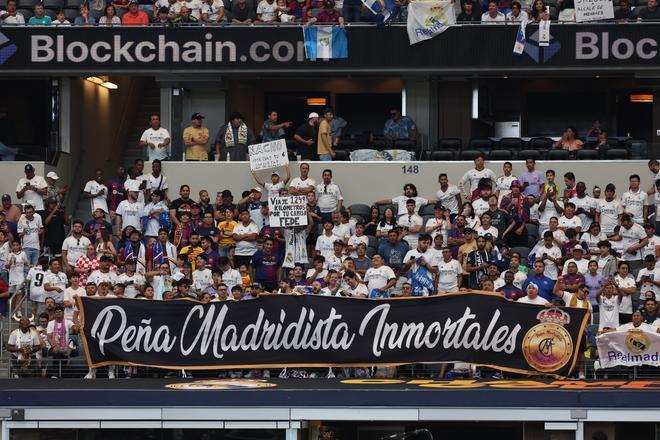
512 20 527 56
362 0 397 21
303 26 348 60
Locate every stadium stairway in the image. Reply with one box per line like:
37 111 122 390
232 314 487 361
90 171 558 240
122 82 161 166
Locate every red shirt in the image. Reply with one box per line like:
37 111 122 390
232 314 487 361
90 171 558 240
315 9 342 23
122 10 149 25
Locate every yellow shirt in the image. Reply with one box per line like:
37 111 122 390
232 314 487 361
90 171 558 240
317 119 332 155
217 220 237 247
183 126 209 161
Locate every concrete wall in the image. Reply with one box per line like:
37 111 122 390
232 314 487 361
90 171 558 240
145 160 655 206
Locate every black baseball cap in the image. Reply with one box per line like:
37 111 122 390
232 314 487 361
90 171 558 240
1 194 10 200
24 164 34 172
191 112 205 120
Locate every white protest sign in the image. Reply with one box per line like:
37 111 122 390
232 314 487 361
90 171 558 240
575 0 614 22
269 196 308 227
248 139 289 172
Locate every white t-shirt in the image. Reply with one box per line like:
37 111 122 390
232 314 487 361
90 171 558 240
570 195 597 231
472 198 489 217
404 248 440 269
474 225 499 239
63 286 85 321
392 195 428 217
621 189 648 224
655 192 660 222
342 282 369 298
562 258 589 276
16 175 47 211
641 234 659 263
539 245 562 280
233 222 260 256
617 322 657 332
496 175 517 203
598 294 620 330
116 200 145 232
316 183 343 213
332 223 351 241
437 258 462 292
481 11 505 21
87 269 118 286
538 200 564 234
83 180 109 214
61 236 91 267
459 168 497 194
256 0 277 20
181 0 203 17
141 127 171 161
435 185 460 214
265 181 285 199
26 266 47 302
597 198 622 234
618 223 646 261
46 319 74 345
43 271 68 303
146 173 169 193
347 234 368 258
425 217 449 241
124 177 149 204
398 214 423 249
221 268 242 290
315 234 336 260
192 268 213 292
558 215 582 231
613 274 635 314
637 267 660 300
517 295 549 305
7 251 28 286
1 12 26 24
289 177 316 193
326 253 345 272
118 272 146 298
364 265 396 291
8 328 40 355
17 214 43 250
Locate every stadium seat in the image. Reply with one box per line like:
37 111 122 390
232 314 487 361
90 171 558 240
626 139 648 158
495 137 524 151
605 138 621 149
20 0 40 6
17 8 33 19
419 204 436 216
529 137 553 150
510 246 531 260
350 214 365 224
460 149 482 161
394 140 416 152
525 224 539 241
43 0 64 8
606 148 628 160
576 149 599 160
468 138 492 153
546 150 570 160
337 139 357 151
430 150 455 161
64 0 80 7
348 204 371 219
333 150 350 161
367 235 378 249
63 8 77 20
517 149 542 161
437 138 462 151
488 150 513 161
371 139 385 149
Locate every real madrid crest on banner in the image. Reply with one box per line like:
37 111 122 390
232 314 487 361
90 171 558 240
522 308 574 373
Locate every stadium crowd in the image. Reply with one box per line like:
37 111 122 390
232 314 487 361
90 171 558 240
2 117 660 379
1 0 656 26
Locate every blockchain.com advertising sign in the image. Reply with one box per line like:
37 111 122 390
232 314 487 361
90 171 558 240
2 25 660 72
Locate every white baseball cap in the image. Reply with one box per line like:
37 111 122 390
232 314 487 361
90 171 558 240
308 112 320 120
46 171 59 180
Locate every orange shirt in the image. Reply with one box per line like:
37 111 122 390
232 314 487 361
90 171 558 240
122 10 148 25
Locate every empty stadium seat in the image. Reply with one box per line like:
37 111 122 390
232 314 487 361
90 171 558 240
337 139 357 151
333 150 350 161
510 246 531 260
19 0 40 7
495 137 524 151
488 150 513 161
626 139 648 159
430 150 455 161
606 148 628 160
367 235 378 249
419 204 436 216
438 138 462 151
17 8 33 19
348 203 371 219
460 149 482 160
371 139 385 149
546 150 570 160
468 138 492 152
64 0 80 7
605 138 621 149
576 149 599 160
525 224 539 241
517 150 542 161
63 8 77 20
394 140 416 152
43 0 64 8
529 137 554 150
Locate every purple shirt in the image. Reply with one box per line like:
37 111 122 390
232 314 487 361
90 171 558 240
520 170 545 197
